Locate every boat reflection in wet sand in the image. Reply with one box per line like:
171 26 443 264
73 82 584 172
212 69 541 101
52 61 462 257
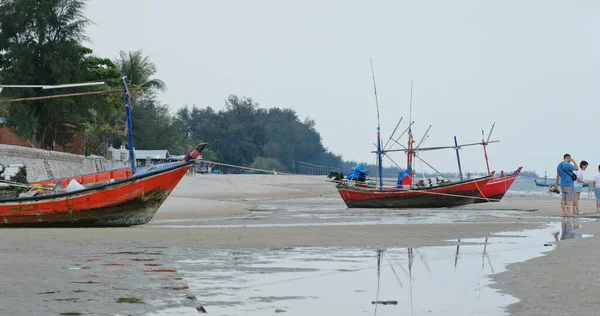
373 238 496 315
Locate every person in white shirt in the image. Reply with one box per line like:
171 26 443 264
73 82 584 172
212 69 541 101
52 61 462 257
573 160 589 215
593 165 600 214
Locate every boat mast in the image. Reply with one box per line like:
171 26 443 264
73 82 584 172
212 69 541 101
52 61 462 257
481 122 495 175
406 81 414 187
121 74 136 176
454 136 464 181
369 58 383 191
481 129 491 175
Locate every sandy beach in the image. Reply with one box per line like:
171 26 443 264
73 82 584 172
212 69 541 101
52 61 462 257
0 174 596 315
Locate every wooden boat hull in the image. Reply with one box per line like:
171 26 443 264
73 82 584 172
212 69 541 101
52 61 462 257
534 180 554 187
475 167 522 203
0 162 192 227
337 176 492 209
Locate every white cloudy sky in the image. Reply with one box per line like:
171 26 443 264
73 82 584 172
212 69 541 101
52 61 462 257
86 0 599 176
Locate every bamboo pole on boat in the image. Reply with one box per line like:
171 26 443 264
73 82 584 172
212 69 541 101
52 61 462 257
386 121 414 152
377 140 451 182
0 180 53 191
376 140 500 154
482 129 491 175
121 75 136 176
0 81 106 90
406 82 414 188
383 117 403 151
415 125 431 149
369 58 383 191
454 136 464 181
0 88 147 103
481 122 495 175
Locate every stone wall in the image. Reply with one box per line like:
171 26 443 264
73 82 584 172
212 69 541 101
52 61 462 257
0 144 128 182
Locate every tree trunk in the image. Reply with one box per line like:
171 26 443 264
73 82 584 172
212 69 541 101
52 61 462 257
30 133 37 148
50 121 57 151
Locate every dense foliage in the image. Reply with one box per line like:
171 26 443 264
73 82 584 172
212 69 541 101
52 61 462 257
174 95 342 171
0 0 122 149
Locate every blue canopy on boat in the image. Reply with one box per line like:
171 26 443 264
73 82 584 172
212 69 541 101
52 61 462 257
347 164 368 181
397 168 412 188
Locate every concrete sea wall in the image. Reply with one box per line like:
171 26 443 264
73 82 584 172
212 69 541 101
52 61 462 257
0 144 128 182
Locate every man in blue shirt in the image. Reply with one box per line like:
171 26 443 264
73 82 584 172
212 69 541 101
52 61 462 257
556 154 580 216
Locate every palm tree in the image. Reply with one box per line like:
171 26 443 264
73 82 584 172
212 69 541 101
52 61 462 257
114 50 166 91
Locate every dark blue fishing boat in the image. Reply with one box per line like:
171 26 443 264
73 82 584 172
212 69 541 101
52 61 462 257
534 179 554 187
534 172 588 188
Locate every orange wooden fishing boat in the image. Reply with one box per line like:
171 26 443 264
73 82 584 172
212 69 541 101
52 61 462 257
475 167 522 203
0 76 206 227
337 176 492 208
0 143 206 227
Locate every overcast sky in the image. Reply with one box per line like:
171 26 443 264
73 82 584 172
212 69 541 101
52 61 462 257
86 0 599 176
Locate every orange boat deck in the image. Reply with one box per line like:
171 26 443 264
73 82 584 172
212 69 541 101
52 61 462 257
31 168 132 188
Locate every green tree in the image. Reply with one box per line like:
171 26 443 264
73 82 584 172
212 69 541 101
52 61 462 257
114 50 166 91
129 91 182 153
254 157 285 172
200 148 218 162
0 0 117 150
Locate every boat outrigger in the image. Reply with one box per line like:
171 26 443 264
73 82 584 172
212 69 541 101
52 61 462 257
0 77 205 227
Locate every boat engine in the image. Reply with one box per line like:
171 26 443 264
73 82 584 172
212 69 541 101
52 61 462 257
327 171 344 181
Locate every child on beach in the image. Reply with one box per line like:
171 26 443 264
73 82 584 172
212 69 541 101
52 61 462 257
573 161 589 215
594 165 600 214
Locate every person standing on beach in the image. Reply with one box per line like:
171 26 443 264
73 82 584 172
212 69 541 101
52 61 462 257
593 165 600 213
573 160 589 215
556 154 579 216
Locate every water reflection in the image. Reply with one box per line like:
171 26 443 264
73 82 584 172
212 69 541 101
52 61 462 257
554 220 584 241
373 239 496 316
152 223 586 316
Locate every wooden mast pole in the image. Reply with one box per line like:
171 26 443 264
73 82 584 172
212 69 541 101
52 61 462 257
406 81 414 187
122 75 136 176
482 129 491 175
454 136 464 181
0 88 147 103
481 122 495 175
370 58 383 191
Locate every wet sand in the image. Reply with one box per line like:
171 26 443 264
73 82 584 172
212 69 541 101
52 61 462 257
0 174 596 315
